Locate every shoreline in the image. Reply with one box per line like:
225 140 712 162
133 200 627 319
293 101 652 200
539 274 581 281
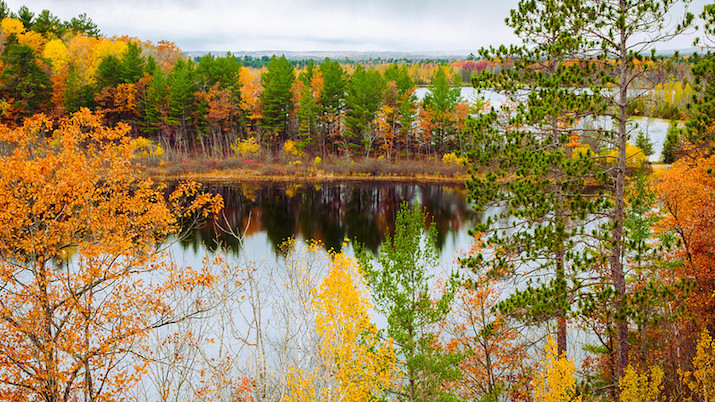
147 168 471 184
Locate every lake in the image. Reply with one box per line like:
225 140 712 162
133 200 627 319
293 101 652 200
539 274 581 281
416 86 674 162
172 180 480 266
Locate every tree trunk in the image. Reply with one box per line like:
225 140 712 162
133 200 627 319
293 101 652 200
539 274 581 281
612 0 629 377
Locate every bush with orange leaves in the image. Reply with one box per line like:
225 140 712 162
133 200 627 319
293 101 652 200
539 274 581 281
0 109 223 401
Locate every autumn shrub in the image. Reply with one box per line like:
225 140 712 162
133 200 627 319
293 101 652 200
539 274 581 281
619 365 664 401
532 336 582 402
283 139 303 157
320 156 467 177
313 156 322 170
258 163 288 176
132 136 165 166
602 144 648 169
231 136 261 156
442 152 466 165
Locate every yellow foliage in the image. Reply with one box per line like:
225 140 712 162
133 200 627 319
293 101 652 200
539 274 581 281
604 144 647 168
231 136 261 157
683 329 715 400
619 365 664 402
88 38 128 82
283 140 303 157
313 156 322 170
285 184 301 198
571 146 593 160
316 252 395 400
285 252 395 401
0 17 24 35
442 152 466 165
284 367 318 402
132 136 164 159
532 336 582 402
42 39 69 75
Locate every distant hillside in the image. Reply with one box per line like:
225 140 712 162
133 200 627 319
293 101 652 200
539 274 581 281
184 50 472 61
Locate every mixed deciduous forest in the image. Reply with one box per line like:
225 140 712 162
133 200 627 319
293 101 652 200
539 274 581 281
1 0 715 400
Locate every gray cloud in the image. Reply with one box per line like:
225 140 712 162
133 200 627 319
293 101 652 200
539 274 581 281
4 0 707 52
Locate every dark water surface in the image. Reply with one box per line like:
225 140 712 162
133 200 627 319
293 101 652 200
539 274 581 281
174 181 480 260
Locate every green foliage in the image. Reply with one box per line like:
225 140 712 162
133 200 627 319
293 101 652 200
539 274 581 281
422 66 462 152
15 5 34 29
683 50 714 156
32 9 64 37
0 1 9 20
261 55 295 140
95 55 122 90
357 202 461 401
661 121 681 163
466 0 608 357
295 61 320 151
166 59 197 130
634 130 654 157
64 64 95 113
0 34 52 117
345 65 385 156
318 57 345 114
119 42 145 84
195 52 242 93
67 13 99 37
622 174 686 367
140 67 167 134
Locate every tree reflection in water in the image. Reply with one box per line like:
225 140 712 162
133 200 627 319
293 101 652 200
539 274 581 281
172 181 481 256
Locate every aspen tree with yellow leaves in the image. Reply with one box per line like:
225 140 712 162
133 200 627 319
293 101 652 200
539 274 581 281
532 337 582 402
311 252 395 400
619 365 664 402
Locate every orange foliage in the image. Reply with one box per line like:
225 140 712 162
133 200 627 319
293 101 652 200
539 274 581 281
197 83 240 132
656 155 715 324
143 39 185 71
96 83 141 127
49 73 68 113
0 109 222 400
444 276 531 401
239 66 263 121
17 30 46 55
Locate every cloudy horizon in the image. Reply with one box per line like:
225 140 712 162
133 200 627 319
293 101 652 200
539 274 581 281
4 0 709 54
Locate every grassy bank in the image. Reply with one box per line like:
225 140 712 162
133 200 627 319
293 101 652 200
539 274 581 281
140 154 470 183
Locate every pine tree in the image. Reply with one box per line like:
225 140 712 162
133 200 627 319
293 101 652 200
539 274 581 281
344 65 385 158
683 5 715 157
466 0 694 381
318 58 346 154
422 66 461 154
295 61 322 153
465 0 607 357
0 34 52 118
661 121 681 163
261 55 295 143
95 54 121 91
578 0 693 376
635 130 655 158
357 202 461 401
383 64 417 159
119 42 145 84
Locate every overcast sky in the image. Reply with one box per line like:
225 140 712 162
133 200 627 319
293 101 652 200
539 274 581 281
4 0 709 53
